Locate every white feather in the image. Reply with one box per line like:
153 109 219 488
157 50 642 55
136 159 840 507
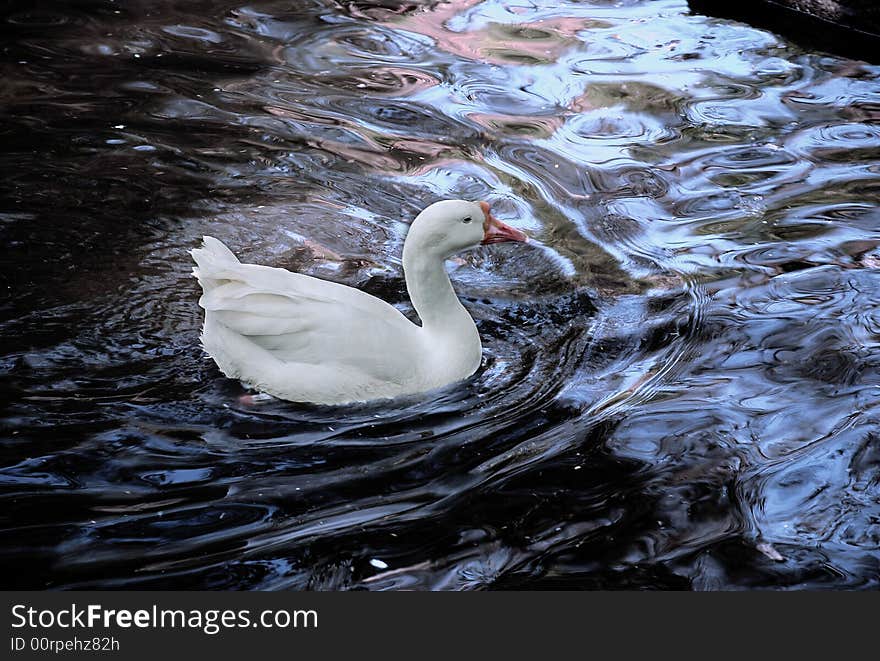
190 200 516 405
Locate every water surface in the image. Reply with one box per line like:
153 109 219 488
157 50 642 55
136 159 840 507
2 0 880 589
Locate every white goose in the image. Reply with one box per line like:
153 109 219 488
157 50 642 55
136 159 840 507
191 200 528 405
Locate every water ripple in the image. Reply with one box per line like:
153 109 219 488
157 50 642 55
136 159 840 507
1 0 879 590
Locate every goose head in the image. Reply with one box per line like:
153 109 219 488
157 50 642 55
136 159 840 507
406 199 528 258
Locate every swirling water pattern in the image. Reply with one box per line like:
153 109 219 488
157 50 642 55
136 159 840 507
1 0 879 589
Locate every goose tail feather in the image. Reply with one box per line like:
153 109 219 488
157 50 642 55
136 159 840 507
191 236 241 291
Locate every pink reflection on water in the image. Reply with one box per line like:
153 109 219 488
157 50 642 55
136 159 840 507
467 111 564 137
351 66 441 96
384 1 587 65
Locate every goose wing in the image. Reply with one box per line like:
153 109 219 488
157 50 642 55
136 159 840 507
192 237 422 381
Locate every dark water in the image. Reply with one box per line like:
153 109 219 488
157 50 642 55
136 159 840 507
2 0 879 590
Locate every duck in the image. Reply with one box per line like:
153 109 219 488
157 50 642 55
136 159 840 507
191 199 528 405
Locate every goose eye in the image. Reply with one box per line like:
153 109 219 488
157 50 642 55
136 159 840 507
462 216 472 224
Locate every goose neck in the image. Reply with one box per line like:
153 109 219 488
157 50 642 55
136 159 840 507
402 245 467 330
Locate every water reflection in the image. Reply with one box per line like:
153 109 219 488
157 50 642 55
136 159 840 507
1 0 879 589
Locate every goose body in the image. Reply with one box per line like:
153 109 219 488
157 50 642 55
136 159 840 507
191 200 527 405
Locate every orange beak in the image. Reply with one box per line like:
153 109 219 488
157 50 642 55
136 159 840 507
479 201 528 245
